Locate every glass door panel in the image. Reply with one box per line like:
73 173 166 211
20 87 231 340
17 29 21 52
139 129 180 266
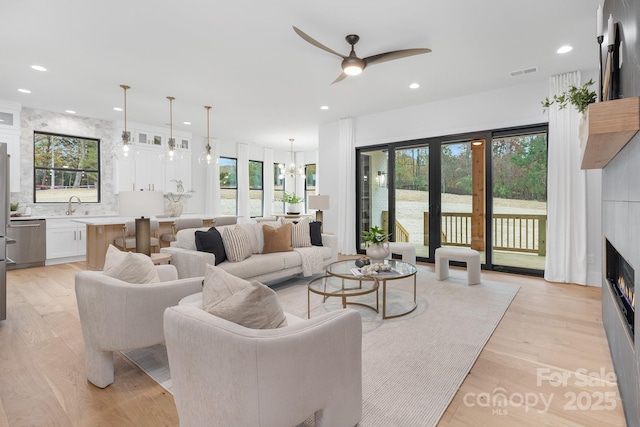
440 140 486 263
394 145 429 259
491 132 547 270
358 150 388 250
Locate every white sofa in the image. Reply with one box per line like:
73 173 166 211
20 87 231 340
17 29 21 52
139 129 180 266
164 298 362 427
160 223 338 281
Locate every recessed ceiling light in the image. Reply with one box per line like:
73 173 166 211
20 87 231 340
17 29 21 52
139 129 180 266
65 110 76 114
31 65 47 71
557 45 573 54
183 121 191 125
18 88 31 94
113 107 123 111
409 83 420 89
320 105 329 110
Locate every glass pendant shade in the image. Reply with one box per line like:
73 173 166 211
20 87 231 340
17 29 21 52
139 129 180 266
112 85 137 160
199 105 216 167
163 96 181 163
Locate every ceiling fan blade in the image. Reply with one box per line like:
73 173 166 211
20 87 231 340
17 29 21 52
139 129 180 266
331 72 349 85
293 26 346 59
364 48 432 67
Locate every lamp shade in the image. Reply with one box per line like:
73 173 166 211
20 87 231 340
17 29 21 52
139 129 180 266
119 191 165 217
308 195 330 210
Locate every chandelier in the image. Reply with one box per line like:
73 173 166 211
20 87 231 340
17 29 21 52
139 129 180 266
278 138 306 179
163 95 182 163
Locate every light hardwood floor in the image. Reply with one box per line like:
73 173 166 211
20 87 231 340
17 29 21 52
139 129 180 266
0 261 627 426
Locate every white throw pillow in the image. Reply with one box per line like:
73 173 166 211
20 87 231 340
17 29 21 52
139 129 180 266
102 244 160 284
281 217 312 248
221 225 253 262
202 264 287 329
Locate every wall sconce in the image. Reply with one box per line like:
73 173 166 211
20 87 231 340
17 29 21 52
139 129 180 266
376 171 387 187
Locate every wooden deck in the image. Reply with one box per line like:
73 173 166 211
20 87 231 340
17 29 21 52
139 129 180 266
413 244 546 270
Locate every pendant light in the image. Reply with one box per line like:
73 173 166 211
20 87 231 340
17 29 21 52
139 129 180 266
198 105 215 167
163 96 181 163
278 138 306 179
112 84 137 159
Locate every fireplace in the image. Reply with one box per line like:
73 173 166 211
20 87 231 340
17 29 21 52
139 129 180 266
605 239 635 339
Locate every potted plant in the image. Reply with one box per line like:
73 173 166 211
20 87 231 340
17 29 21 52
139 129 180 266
282 191 304 215
362 225 391 263
541 78 596 115
164 179 195 217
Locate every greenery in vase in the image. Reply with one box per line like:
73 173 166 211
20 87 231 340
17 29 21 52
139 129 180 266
362 225 391 246
164 179 195 203
10 202 19 212
282 191 304 204
541 79 596 115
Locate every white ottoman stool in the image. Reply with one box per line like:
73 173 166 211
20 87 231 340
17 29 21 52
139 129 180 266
386 242 417 265
435 247 481 285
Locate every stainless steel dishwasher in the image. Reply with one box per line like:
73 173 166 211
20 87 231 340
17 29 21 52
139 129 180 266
7 219 46 269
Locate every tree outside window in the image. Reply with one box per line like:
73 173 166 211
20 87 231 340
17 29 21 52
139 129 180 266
33 131 100 203
249 160 263 217
219 157 237 215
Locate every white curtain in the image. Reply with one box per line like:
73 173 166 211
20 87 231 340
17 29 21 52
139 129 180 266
544 71 587 285
237 143 250 222
204 140 221 216
338 118 357 255
263 148 274 217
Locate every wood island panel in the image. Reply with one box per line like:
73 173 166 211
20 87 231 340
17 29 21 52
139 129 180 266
85 218 214 270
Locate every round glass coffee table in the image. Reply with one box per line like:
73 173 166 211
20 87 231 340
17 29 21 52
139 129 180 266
308 259 418 319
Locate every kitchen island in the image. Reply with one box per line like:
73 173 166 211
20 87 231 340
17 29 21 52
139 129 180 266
75 215 213 270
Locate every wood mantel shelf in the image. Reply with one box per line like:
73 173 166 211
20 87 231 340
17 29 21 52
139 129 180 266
581 96 640 169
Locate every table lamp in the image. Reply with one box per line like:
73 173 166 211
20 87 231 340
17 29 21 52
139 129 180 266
308 194 330 225
119 190 165 255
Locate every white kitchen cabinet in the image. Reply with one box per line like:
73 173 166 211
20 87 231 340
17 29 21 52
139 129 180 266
46 219 86 263
0 101 21 192
113 121 191 194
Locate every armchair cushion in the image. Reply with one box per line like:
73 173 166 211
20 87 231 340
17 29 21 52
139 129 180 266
202 265 286 329
102 244 159 284
194 227 227 265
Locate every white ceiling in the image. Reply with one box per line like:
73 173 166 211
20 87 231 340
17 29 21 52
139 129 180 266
1 0 600 151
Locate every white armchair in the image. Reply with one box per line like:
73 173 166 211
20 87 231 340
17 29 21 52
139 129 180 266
164 304 362 427
75 265 203 388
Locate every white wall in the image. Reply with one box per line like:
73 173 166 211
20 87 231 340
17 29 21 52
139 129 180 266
319 75 603 284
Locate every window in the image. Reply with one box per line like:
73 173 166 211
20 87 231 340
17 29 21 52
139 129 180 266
305 164 316 212
273 163 284 214
33 131 100 203
249 160 263 217
219 157 237 215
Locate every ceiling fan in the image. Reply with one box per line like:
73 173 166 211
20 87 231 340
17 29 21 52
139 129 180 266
293 26 432 84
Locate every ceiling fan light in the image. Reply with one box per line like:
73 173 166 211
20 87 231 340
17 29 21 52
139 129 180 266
342 57 365 75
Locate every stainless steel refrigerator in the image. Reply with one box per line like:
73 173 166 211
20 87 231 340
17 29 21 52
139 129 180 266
0 143 10 321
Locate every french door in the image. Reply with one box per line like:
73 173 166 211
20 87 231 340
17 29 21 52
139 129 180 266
357 125 547 275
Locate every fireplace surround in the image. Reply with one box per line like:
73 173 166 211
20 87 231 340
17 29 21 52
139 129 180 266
606 239 635 338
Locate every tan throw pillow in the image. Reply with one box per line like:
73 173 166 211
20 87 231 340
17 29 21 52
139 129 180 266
222 225 252 262
102 244 160 284
262 222 293 254
202 264 287 329
253 221 281 253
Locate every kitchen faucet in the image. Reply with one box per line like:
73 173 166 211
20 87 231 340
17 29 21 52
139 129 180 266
67 195 81 215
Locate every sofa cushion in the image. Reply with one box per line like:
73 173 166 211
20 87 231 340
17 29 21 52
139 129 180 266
102 244 160 284
281 217 311 248
175 226 211 250
194 227 227 265
262 222 293 254
202 264 287 329
222 226 253 262
253 221 281 253
218 252 288 279
238 223 261 254
310 221 323 246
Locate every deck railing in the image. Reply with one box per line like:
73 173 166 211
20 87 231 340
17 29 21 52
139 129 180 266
423 212 546 256
381 211 546 255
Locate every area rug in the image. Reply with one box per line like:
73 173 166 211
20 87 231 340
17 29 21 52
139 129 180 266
122 266 519 427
